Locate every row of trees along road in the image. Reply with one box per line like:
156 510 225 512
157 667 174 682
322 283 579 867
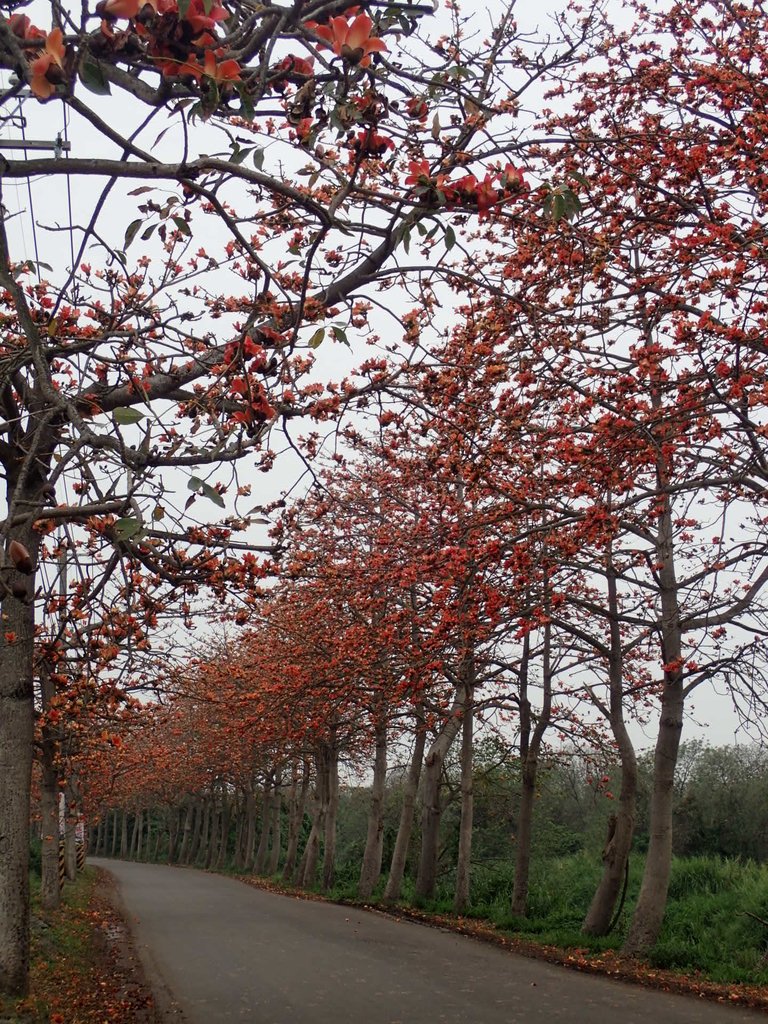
2 0 767 997
0 0 579 995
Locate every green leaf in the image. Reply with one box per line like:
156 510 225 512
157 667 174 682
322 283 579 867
444 225 456 250
172 216 191 237
177 0 191 16
123 219 143 251
140 224 156 242
252 148 265 171
114 517 143 540
229 144 251 166
308 328 326 349
188 475 204 492
113 408 145 425
332 325 350 347
568 170 589 187
236 84 255 120
79 57 111 96
201 482 226 508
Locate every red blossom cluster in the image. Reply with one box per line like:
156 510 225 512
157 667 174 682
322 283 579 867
96 0 239 86
405 160 528 219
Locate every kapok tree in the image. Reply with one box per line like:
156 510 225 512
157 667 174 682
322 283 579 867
451 0 768 953
0 0 581 993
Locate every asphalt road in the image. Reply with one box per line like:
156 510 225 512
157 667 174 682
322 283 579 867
93 859 766 1024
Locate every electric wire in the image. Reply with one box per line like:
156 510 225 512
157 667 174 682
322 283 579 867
62 104 76 273
19 109 41 271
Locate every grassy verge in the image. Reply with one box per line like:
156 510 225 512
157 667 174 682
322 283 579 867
0 868 154 1024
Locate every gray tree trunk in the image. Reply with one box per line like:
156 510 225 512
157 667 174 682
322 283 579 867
0 587 34 996
383 712 426 903
415 690 465 901
243 787 257 871
120 809 129 858
583 557 638 935
624 491 684 955
215 794 231 869
204 802 219 869
177 801 194 864
110 809 119 857
130 810 143 861
254 779 273 875
38 662 60 910
358 720 388 900
454 680 474 914
298 810 321 888
322 744 340 891
190 798 207 864
511 625 552 917
283 760 310 882
267 775 282 875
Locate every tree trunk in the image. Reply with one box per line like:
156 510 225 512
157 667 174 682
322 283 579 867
623 488 684 956
204 801 219 869
197 797 212 866
111 810 119 857
63 785 78 881
298 813 321 888
267 775 282 875
130 810 143 861
93 818 104 857
254 779 273 875
283 760 310 882
358 719 388 900
383 711 426 903
215 794 231 869
454 681 474 915
120 809 129 858
243 786 257 872
233 791 245 871
300 751 330 888
322 743 339 891
176 802 195 864
415 690 465 901
511 625 552 918
38 661 60 909
583 557 638 935
189 799 205 864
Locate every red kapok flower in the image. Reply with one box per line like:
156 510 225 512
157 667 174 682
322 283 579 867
203 50 241 84
352 129 394 158
29 29 66 101
502 164 528 191
185 0 229 37
307 13 387 67
405 96 428 122
275 54 315 78
404 159 431 186
9 13 45 40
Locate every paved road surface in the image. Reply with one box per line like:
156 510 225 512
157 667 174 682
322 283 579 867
93 859 765 1024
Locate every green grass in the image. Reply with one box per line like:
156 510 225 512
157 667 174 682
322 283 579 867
650 858 768 982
